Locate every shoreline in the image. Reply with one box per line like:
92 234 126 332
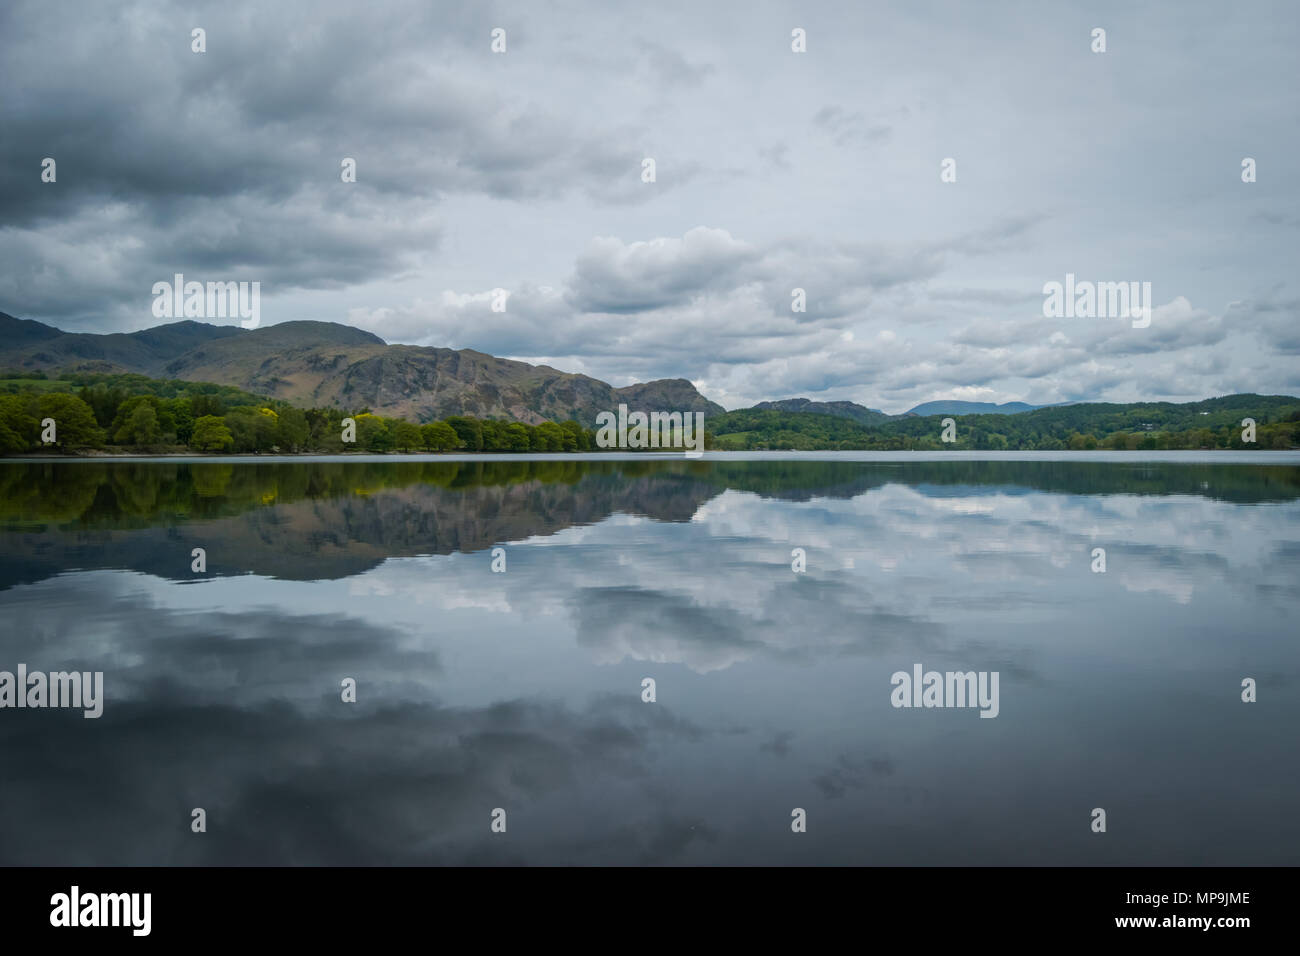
5 449 1300 464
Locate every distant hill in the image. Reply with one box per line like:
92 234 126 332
903 400 1042 416
749 398 892 425
0 314 722 426
746 397 1063 421
711 395 1300 450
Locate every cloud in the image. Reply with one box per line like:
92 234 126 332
1234 293 1300 355
1 0 1296 406
566 227 761 314
636 40 715 87
812 106 893 147
0 0 671 325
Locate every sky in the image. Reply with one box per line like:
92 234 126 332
1 0 1297 413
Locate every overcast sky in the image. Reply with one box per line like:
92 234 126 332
2 0 1296 412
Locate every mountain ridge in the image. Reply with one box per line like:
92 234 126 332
0 313 1276 431
750 397 891 425
0 313 722 425
745 396 1074 419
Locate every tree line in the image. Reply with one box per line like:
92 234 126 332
710 395 1300 451
4 372 1298 455
0 373 601 454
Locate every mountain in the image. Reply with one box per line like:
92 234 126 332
0 315 722 426
749 398 892 425
0 311 64 347
904 400 1042 416
0 314 244 374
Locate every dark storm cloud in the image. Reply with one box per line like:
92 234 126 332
0 0 654 323
0 1 642 220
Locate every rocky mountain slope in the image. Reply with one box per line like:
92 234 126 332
0 312 722 425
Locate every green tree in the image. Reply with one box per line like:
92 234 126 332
0 395 38 452
480 420 509 451
504 422 532 451
391 420 422 451
355 414 393 452
36 393 105 448
110 396 174 444
559 420 588 451
166 397 195 444
190 415 235 452
421 421 458 451
445 415 483 451
306 407 346 450
276 406 310 451
224 407 278 452
191 394 226 418
80 383 129 428
534 421 565 451
117 402 162 445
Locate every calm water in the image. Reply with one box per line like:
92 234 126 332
1 453 1298 865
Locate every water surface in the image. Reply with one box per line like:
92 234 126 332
1 453 1297 865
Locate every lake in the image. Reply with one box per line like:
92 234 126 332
1 452 1297 865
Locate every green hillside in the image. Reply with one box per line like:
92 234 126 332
710 395 1300 450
